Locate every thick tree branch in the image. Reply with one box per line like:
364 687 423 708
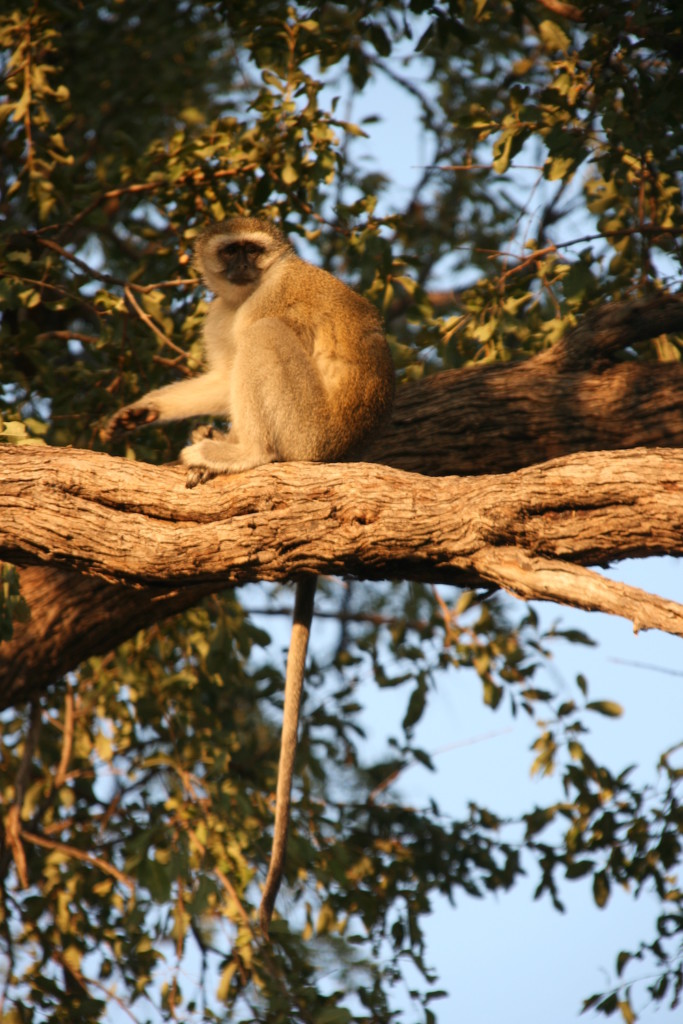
0 566 218 710
2 295 683 704
368 295 683 475
3 445 683 585
2 444 683 706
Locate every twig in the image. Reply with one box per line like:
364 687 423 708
609 659 683 679
536 0 583 22
20 828 134 891
36 331 100 346
3 701 41 888
53 686 74 790
124 284 189 360
37 237 122 286
369 728 514 802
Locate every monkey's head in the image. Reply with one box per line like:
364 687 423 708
195 217 294 295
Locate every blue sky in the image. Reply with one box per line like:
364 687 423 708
320 63 683 1023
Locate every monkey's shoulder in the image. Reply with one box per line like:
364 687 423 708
297 260 382 323
263 262 382 355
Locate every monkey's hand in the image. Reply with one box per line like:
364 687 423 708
100 403 160 442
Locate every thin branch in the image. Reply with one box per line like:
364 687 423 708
37 237 122 286
536 0 583 22
2 702 40 888
53 686 74 790
472 547 683 637
123 284 189 360
20 828 134 891
434 163 545 172
36 331 101 346
133 278 194 292
475 225 681 272
610 659 683 679
369 728 513 802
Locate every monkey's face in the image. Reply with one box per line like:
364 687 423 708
217 241 266 285
195 220 293 292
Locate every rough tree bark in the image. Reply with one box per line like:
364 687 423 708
2 295 683 707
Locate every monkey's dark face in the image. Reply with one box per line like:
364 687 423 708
217 240 266 285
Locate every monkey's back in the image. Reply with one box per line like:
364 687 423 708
251 256 395 460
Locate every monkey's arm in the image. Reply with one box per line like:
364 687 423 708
102 371 230 440
259 576 317 937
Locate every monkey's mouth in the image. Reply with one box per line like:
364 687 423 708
225 268 258 285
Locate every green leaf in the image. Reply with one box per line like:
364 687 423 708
539 19 570 54
565 860 593 879
339 119 368 138
587 701 623 718
520 688 554 702
281 161 299 185
216 961 237 1002
492 131 514 174
369 23 391 57
546 154 575 181
616 950 631 977
412 747 435 771
482 678 503 709
618 999 636 1024
316 1008 352 1024
593 870 610 908
403 680 427 730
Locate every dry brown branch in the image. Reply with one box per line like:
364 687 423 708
2 295 683 706
536 0 583 22
53 686 74 790
472 548 683 635
19 828 134 891
3 444 683 586
368 295 683 476
1 443 683 708
0 564 216 708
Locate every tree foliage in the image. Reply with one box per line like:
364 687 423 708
1 1 682 1022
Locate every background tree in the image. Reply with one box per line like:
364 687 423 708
1 2 682 1022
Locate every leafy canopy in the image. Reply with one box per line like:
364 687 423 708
0 1 682 1022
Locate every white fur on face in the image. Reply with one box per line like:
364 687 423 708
205 231 275 256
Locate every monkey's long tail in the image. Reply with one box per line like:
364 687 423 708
259 575 317 937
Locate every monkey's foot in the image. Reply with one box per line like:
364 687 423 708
183 440 223 487
181 437 271 480
101 403 159 441
185 465 218 488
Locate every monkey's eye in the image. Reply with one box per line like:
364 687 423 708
218 241 264 261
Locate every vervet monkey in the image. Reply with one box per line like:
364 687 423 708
104 216 395 935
